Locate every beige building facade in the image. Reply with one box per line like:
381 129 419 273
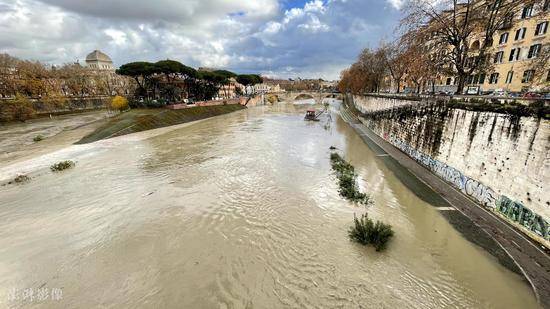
433 1 550 94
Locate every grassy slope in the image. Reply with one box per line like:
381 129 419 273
77 104 245 144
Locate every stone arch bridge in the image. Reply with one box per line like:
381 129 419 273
266 91 342 104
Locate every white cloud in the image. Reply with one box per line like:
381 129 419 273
387 0 405 9
304 0 326 13
0 0 401 79
298 15 330 33
37 0 280 23
104 29 127 46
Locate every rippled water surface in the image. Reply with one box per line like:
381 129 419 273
0 103 540 308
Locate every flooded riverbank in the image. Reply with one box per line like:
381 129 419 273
0 111 110 166
0 102 540 308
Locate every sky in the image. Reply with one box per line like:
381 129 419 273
0 0 404 80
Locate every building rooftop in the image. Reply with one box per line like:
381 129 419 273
85 50 113 63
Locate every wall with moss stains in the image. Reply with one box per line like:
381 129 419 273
348 94 550 244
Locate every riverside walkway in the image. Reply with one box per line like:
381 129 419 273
339 105 550 308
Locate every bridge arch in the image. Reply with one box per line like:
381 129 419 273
294 93 315 101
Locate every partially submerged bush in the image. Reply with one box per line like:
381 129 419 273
14 174 31 183
50 160 75 172
349 213 394 251
33 135 44 142
9 174 31 184
330 152 373 206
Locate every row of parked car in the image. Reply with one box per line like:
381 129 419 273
483 90 549 99
429 90 549 99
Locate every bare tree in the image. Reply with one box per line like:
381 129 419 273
357 48 388 93
380 41 408 93
402 0 535 94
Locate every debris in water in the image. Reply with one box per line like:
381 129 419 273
50 160 75 172
142 190 156 197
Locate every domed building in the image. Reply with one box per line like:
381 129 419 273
85 50 114 71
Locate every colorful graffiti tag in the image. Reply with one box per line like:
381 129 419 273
389 135 549 241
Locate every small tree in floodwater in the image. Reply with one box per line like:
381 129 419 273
349 213 394 251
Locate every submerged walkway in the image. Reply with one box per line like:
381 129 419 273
339 106 550 308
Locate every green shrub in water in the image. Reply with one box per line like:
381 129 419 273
33 135 44 142
349 213 394 251
14 174 31 183
330 152 373 206
8 174 31 184
50 160 75 172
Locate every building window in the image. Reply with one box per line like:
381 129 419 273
505 71 514 84
469 74 485 85
528 44 542 58
522 70 535 83
479 73 486 84
535 21 548 36
547 70 550 82
515 27 526 40
446 77 452 85
521 5 533 18
498 32 509 44
509 48 521 61
489 73 500 84
494 51 504 63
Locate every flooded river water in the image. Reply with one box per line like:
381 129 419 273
0 102 540 308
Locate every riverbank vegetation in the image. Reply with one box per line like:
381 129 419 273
77 104 245 144
50 160 75 172
0 53 133 122
330 151 394 251
0 94 36 122
0 53 262 123
111 96 129 112
330 152 373 206
116 60 261 105
349 213 394 251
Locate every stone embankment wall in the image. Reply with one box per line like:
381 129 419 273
352 95 424 113
0 96 110 117
347 94 550 245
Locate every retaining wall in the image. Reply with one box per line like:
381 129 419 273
347 94 550 245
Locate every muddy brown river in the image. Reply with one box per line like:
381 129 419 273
0 102 540 308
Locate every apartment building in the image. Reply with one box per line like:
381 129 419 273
433 0 550 94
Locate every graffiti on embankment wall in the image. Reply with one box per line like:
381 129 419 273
389 134 549 242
